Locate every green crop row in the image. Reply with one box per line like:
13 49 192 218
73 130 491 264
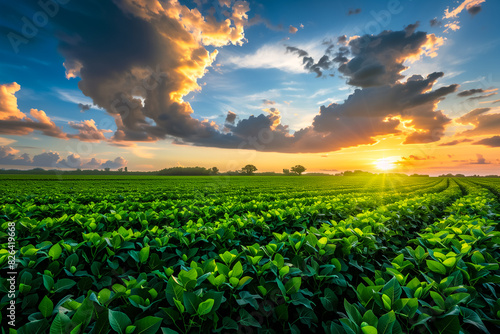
0 176 498 333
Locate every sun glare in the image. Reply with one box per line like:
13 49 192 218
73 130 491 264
374 158 396 171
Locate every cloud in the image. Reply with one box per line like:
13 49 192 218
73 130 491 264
404 22 420 37
0 146 127 169
223 42 308 73
348 8 361 15
457 88 486 97
430 18 442 27
53 0 250 144
78 103 91 112
338 30 444 87
402 155 435 161
467 92 498 101
285 45 334 77
474 136 500 147
0 83 67 139
472 153 489 164
67 119 113 142
247 14 283 31
337 35 348 45
438 138 473 146
456 107 500 136
467 4 482 16
481 99 500 105
262 99 275 105
224 111 237 124
443 0 486 31
44 5 459 154
289 25 298 34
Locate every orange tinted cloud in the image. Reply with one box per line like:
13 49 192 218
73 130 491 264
0 83 66 138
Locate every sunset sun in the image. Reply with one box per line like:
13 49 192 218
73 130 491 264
374 158 396 171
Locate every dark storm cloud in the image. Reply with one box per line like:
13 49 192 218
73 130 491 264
338 30 444 87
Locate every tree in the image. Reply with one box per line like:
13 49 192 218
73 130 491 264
241 164 257 175
291 165 306 176
211 167 219 175
283 168 290 175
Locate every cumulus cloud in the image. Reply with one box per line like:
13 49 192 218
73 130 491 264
289 25 298 34
0 146 127 169
0 83 67 138
338 30 444 87
54 0 250 145
39 2 458 154
262 99 275 105
67 119 113 142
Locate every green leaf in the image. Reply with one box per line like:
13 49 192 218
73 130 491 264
377 311 396 334
426 260 446 275
344 299 362 325
430 291 445 310
43 275 54 291
237 291 262 310
139 246 150 263
239 309 261 328
361 325 378 334
435 315 460 334
133 316 162 334
197 299 214 316
49 243 62 260
53 279 77 293
39 296 54 318
284 277 301 295
460 307 489 334
50 312 71 334
230 261 243 278
183 291 201 315
382 277 402 302
109 310 132 334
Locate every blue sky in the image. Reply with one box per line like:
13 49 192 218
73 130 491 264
1 0 500 174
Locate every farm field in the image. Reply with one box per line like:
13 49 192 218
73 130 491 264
1 175 500 333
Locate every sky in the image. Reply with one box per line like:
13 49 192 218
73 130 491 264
1 0 500 175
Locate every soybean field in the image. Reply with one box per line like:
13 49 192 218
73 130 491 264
1 175 500 334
